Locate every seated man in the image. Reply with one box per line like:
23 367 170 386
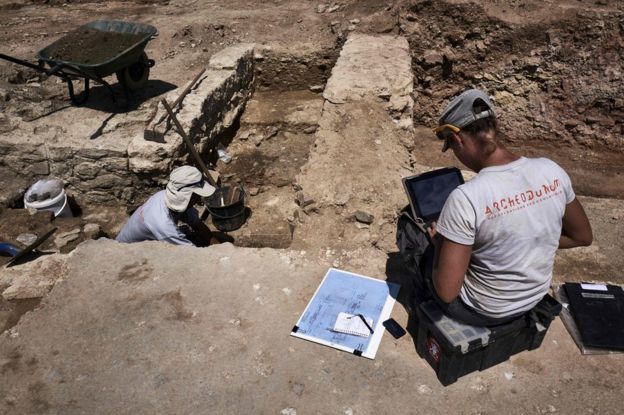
116 165 218 246
419 89 593 326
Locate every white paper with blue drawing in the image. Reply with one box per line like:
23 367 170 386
291 268 401 359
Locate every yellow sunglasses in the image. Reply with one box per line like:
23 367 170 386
432 124 460 152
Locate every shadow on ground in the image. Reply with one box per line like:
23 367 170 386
385 252 421 343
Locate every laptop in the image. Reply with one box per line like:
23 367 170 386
402 167 464 227
564 282 624 351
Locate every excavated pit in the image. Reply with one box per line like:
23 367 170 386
204 48 339 249
0 44 341 253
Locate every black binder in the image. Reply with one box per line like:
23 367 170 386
564 282 624 351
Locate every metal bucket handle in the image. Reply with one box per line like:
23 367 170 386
206 186 247 219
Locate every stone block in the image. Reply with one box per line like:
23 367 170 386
323 34 413 104
144 43 255 145
208 43 255 70
30 161 50 176
89 174 133 190
74 161 102 180
128 133 180 175
103 157 129 173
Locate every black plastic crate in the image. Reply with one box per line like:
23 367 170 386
415 294 561 386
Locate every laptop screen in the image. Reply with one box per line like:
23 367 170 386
403 168 464 222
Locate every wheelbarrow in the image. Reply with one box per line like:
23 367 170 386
0 20 157 105
0 227 57 268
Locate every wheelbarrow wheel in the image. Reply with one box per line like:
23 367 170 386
116 52 151 90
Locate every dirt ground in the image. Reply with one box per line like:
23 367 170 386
0 0 623 409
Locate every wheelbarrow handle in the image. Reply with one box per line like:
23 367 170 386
0 53 46 73
45 63 66 76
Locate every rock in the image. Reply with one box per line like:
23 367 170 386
253 134 264 147
493 90 514 107
422 50 443 67
333 188 351 207
350 19 360 25
30 161 50 176
309 85 324 93
397 118 413 131
303 126 317 134
303 204 318 215
83 223 102 240
248 187 260 196
295 192 315 207
564 119 582 130
399 135 415 151
54 228 81 249
16 233 38 246
74 161 101 180
264 126 279 140
316 4 327 13
585 116 615 127
354 210 374 224
585 116 601 125
388 95 411 116
327 4 341 13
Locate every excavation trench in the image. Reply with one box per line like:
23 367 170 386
0 44 341 332
0 44 341 258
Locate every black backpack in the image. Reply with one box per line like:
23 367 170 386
396 205 431 280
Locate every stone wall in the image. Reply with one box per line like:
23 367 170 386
129 43 255 177
0 43 255 206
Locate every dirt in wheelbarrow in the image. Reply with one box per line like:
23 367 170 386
49 27 145 65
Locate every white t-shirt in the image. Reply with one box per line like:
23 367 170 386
437 157 575 318
116 190 200 246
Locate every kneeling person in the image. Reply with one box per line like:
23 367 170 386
116 165 217 246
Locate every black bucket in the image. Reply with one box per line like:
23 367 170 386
204 186 248 232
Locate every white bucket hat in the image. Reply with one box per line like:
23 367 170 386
165 166 216 212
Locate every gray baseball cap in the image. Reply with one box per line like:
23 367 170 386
438 89 496 128
435 89 496 151
165 165 216 212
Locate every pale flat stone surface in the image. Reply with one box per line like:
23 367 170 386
293 34 414 252
0 240 622 414
323 34 413 104
209 43 256 70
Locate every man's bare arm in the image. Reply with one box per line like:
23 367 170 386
429 227 473 303
559 198 592 249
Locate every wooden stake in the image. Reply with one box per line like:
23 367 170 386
161 99 217 188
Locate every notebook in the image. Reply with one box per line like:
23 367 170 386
564 282 624 351
402 167 464 226
333 312 374 338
